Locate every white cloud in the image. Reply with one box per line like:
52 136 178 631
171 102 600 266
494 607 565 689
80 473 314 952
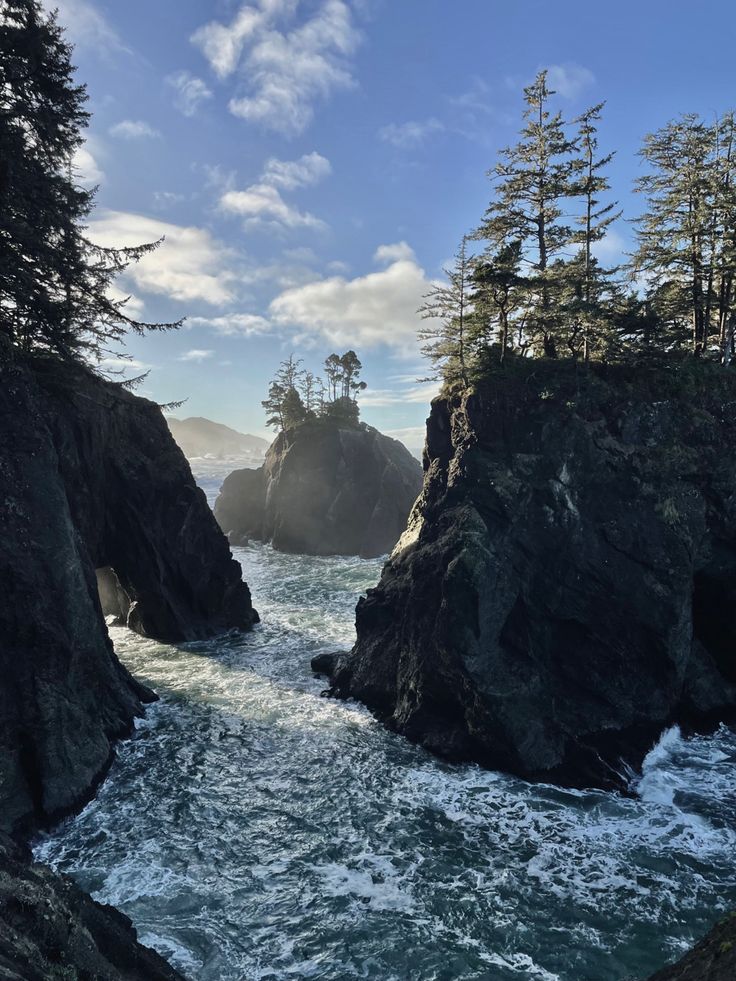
219 152 331 231
269 244 431 354
71 143 104 186
153 191 187 210
379 118 444 149
167 71 213 117
193 0 360 136
220 183 324 230
109 120 161 140
98 356 151 372
384 429 425 458
45 0 127 54
88 211 239 306
188 313 271 336
262 151 331 190
359 382 438 407
591 228 627 265
374 242 415 265
546 63 595 99
179 349 215 362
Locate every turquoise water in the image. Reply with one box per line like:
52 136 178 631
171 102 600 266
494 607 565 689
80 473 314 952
34 464 736 980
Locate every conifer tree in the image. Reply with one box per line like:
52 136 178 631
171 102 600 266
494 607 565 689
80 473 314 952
471 240 523 362
633 115 715 353
570 103 621 359
0 0 179 360
477 70 578 357
417 237 473 383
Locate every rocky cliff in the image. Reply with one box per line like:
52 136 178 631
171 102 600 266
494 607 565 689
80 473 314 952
215 421 423 558
645 913 736 980
325 358 736 791
0 833 185 981
0 347 257 837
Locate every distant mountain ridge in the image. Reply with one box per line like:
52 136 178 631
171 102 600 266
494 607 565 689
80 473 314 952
167 416 269 460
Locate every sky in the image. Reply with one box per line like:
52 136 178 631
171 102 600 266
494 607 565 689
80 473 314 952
48 0 736 449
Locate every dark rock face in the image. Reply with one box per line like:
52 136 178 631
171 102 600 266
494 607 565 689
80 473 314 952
215 422 423 558
0 833 186 981
330 362 736 790
0 349 257 836
646 912 736 980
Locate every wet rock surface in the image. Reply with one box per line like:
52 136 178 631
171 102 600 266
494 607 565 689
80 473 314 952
215 421 423 558
330 360 736 790
644 913 736 980
0 833 186 981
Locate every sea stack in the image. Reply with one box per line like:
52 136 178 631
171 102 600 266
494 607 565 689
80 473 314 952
215 419 423 558
324 359 736 790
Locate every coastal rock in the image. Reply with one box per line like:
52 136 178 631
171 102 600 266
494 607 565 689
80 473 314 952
0 833 186 981
0 348 257 835
645 912 736 980
329 360 736 790
215 421 423 558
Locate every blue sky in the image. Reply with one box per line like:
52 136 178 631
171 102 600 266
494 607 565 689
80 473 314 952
50 0 736 448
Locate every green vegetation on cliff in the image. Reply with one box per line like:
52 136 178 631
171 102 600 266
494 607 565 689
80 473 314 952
421 70 736 382
262 351 367 431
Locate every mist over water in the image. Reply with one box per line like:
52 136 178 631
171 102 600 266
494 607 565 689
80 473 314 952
34 462 736 981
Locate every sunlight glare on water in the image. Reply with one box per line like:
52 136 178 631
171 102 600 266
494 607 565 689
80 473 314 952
34 462 736 981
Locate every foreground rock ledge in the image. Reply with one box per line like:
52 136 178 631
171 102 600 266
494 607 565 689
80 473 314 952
0 834 186 981
329 357 736 791
645 912 736 980
215 420 423 558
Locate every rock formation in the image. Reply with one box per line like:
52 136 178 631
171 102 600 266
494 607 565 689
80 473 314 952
324 359 736 790
0 345 257 834
0 345 263 978
645 913 736 980
215 421 423 558
0 833 185 981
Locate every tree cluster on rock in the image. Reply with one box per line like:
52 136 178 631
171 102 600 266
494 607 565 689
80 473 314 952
0 0 178 364
421 70 736 382
261 351 367 431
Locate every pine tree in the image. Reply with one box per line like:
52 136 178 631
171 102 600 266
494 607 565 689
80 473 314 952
570 102 622 360
711 112 736 363
633 115 715 353
418 236 473 383
476 70 578 357
471 240 523 362
0 0 179 361
262 381 287 431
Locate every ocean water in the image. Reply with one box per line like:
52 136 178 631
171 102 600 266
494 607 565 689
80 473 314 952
34 462 736 981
